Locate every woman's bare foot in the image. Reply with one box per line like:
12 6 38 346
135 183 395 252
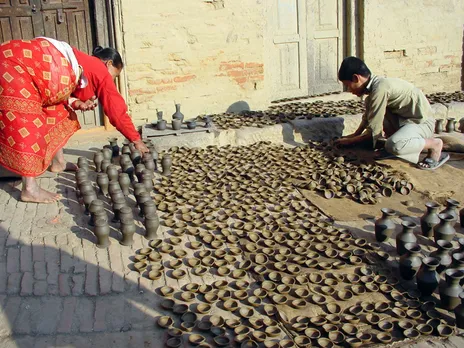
21 187 61 203
21 177 61 203
49 148 77 173
49 161 78 173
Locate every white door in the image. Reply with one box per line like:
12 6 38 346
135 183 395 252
307 0 343 95
266 0 308 101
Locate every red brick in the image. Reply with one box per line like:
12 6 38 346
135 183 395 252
219 61 244 71
128 88 156 96
156 85 177 93
234 77 248 84
245 62 263 68
173 74 196 83
58 274 71 296
250 75 265 81
57 297 77 333
20 272 33 296
7 248 20 273
227 70 245 77
147 78 172 85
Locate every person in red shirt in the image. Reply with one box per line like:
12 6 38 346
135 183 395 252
0 38 148 203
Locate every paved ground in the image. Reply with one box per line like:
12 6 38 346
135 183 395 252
0 115 463 347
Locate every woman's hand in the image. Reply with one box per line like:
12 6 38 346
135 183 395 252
72 96 97 111
133 139 149 154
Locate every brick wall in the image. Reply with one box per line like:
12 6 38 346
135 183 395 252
363 0 464 93
119 0 266 124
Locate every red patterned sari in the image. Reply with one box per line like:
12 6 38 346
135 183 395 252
0 38 80 176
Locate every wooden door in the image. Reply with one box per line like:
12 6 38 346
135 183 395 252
40 0 100 128
0 0 44 41
0 0 102 128
267 0 308 101
307 0 344 95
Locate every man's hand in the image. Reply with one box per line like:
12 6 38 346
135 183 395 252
334 137 358 146
133 139 149 154
72 96 97 111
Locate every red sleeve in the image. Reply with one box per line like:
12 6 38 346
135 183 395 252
72 48 140 142
95 74 141 142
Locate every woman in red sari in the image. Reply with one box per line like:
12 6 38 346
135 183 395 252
0 37 148 203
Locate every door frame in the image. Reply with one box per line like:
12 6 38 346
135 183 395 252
89 0 120 130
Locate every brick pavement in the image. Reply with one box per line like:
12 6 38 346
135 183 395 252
0 175 168 347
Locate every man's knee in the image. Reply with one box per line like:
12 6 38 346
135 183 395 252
385 137 407 155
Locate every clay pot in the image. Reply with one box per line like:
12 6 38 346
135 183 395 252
399 243 422 280
130 150 142 166
142 153 156 172
88 199 104 227
157 119 167 130
433 213 456 243
120 218 136 246
82 190 97 215
94 218 111 248
77 157 89 171
144 213 160 240
108 180 121 197
446 118 456 132
102 147 112 161
430 240 453 273
172 103 184 122
459 117 464 133
133 183 146 197
454 292 464 329
440 198 460 223
135 164 146 182
121 142 131 155
118 205 133 222
106 165 119 182
396 221 417 256
136 192 151 216
142 200 157 218
93 151 104 172
161 154 172 176
108 137 119 158
421 202 441 238
416 257 440 296
100 159 111 173
435 119 444 134
439 268 464 310
374 208 396 242
172 119 182 130
141 170 154 192
112 196 126 223
187 120 196 129
118 173 131 196
96 173 109 197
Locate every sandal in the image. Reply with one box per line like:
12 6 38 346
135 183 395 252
417 153 450 171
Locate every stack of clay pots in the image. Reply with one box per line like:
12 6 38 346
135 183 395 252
375 198 464 329
74 138 173 248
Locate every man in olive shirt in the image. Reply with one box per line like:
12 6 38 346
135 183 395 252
335 57 449 170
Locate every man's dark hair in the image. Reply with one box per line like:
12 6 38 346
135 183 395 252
338 57 371 81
